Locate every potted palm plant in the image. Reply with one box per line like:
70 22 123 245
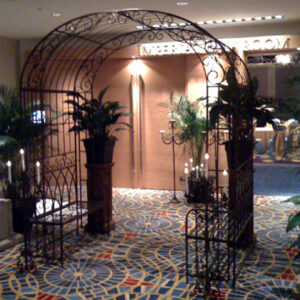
66 86 131 233
160 94 212 204
209 67 275 169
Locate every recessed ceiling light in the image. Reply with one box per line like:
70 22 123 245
275 15 283 19
52 12 61 17
177 2 189 5
265 16 272 20
255 17 262 20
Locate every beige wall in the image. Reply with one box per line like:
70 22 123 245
0 36 19 87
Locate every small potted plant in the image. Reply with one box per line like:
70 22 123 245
66 86 131 233
209 67 276 169
66 86 131 164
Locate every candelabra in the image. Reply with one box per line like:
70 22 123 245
160 118 184 203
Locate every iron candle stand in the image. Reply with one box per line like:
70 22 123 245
160 118 183 203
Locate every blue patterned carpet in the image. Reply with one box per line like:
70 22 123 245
0 189 299 299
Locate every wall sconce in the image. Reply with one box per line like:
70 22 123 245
129 59 146 176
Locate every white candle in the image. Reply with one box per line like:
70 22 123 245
20 148 25 171
223 169 228 195
189 158 193 170
36 161 40 184
7 161 12 183
204 153 209 179
196 165 199 179
185 162 188 173
200 163 204 177
159 130 165 135
184 167 189 195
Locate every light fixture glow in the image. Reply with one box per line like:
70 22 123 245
128 60 147 76
297 47 300 51
196 15 284 26
52 12 61 17
276 54 291 64
136 25 144 30
177 2 189 5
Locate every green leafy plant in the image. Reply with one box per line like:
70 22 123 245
210 67 275 131
0 85 58 162
66 86 131 141
209 67 276 168
284 196 300 254
159 93 207 166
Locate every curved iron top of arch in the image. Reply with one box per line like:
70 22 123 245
20 9 249 93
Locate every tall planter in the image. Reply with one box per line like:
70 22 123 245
225 138 253 169
84 138 116 234
85 163 115 234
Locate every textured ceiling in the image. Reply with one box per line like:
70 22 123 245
0 0 299 39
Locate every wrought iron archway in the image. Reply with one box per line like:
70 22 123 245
20 9 254 293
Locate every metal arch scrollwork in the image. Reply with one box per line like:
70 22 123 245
20 8 253 291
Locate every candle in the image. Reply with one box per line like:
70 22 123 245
200 163 204 177
20 148 25 171
223 169 228 195
184 167 189 195
159 130 165 137
189 158 193 170
185 162 188 172
196 165 199 179
204 153 209 179
7 161 12 183
36 161 40 184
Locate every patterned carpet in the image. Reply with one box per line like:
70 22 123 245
0 189 299 299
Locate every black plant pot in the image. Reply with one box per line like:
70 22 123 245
225 138 253 169
83 138 116 164
12 205 34 234
187 179 213 204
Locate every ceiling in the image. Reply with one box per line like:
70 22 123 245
0 0 300 40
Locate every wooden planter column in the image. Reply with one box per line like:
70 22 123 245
85 163 115 234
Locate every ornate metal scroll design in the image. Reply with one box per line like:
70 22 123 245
24 32 68 89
